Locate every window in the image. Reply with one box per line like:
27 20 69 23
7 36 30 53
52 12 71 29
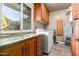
23 3 31 30
0 3 34 33
2 3 21 31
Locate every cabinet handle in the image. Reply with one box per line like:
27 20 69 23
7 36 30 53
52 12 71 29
73 17 78 20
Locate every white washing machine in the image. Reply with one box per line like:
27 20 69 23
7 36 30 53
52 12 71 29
36 29 53 54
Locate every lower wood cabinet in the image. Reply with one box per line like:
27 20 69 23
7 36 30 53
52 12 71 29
71 36 79 56
0 42 25 56
25 38 36 56
0 35 44 56
25 36 43 56
36 36 43 56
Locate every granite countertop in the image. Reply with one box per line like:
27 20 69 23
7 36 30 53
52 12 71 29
0 33 42 47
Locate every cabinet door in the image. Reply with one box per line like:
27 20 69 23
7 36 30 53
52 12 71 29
72 3 79 19
34 3 49 24
41 3 49 24
36 36 43 56
34 3 42 22
71 36 76 56
25 38 36 56
25 41 29 56
0 42 25 56
76 40 79 55
71 36 79 56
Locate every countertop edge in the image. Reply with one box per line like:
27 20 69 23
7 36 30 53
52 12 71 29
0 33 43 48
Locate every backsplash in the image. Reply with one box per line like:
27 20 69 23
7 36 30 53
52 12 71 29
35 21 47 29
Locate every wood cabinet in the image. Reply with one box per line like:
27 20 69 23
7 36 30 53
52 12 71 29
0 36 44 56
41 3 49 24
0 42 25 56
72 3 79 20
25 36 44 56
36 36 43 56
71 3 79 56
34 3 42 23
71 36 79 56
34 3 49 24
25 38 36 56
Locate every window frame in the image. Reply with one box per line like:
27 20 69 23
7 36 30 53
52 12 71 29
1 3 34 34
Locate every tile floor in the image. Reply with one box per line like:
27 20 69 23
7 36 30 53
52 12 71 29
49 44 71 56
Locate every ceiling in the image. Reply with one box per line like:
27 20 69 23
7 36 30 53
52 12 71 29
45 3 71 12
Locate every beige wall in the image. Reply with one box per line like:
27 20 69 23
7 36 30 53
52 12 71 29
48 9 69 31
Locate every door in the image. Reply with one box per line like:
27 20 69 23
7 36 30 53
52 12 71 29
56 19 64 42
56 19 63 36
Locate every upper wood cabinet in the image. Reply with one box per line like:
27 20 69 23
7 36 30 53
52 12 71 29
34 3 49 24
34 3 41 22
72 3 79 20
41 4 49 24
